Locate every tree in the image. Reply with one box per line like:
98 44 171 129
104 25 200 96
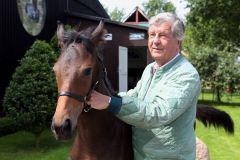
110 7 125 21
3 40 57 147
184 0 240 102
143 0 176 18
186 0 240 48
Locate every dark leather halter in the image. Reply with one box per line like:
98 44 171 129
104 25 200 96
58 80 99 101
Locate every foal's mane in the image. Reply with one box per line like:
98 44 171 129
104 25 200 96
62 26 97 54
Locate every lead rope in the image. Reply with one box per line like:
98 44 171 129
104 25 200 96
83 81 99 112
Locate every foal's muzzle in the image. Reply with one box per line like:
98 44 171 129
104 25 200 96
51 118 72 140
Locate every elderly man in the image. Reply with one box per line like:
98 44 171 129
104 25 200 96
87 12 201 160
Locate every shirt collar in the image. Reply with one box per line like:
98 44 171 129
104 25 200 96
151 53 182 74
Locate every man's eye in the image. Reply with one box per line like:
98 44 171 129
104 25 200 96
149 34 155 38
84 68 92 76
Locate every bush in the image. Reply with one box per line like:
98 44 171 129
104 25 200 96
49 32 60 53
188 45 240 102
0 117 19 137
3 40 57 144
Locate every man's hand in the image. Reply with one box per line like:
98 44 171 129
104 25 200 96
86 90 110 110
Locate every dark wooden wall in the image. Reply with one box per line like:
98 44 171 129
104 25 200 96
0 0 109 115
0 0 66 104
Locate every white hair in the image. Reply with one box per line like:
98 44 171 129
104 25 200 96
149 12 185 41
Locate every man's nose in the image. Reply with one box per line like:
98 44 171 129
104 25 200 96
153 36 161 44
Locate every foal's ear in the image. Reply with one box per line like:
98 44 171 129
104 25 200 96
57 21 65 48
91 20 107 46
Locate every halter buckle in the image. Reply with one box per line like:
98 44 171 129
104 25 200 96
83 105 92 112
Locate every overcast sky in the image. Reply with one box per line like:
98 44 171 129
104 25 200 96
99 0 189 20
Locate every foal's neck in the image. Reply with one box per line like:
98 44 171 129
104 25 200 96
71 107 133 160
70 59 133 160
95 55 118 97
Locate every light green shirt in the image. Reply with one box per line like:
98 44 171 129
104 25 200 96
118 54 201 160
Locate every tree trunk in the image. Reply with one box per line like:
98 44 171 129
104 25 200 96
216 87 221 103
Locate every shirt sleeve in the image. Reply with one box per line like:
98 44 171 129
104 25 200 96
116 71 201 129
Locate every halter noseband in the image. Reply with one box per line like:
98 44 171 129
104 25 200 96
58 80 99 112
58 91 86 103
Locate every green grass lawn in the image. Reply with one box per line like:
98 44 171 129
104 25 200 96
196 105 240 160
199 92 240 103
196 92 240 160
0 130 72 160
0 93 239 160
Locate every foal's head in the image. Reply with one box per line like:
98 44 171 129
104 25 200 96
51 21 106 140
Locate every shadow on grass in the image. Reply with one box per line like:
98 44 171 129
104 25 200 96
198 100 240 107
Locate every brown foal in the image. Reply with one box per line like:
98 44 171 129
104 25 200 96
51 21 133 160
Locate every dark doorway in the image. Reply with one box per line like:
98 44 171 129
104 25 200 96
128 46 147 89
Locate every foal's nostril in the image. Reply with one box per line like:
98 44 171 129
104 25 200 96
51 119 72 140
63 119 72 132
51 122 61 135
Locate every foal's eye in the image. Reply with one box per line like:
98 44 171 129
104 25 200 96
84 68 92 76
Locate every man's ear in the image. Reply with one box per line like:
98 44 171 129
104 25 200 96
56 21 65 48
178 40 182 51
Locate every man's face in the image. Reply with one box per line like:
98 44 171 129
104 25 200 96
148 22 180 66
